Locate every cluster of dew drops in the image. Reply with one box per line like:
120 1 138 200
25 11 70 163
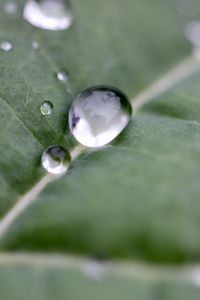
2 0 200 177
1 0 133 176
38 0 200 177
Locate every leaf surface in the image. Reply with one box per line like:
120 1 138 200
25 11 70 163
0 0 200 299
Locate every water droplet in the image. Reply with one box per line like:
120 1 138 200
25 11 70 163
31 40 40 50
56 69 69 81
192 267 200 287
41 145 71 175
40 101 53 115
185 21 200 46
68 86 132 148
177 0 200 17
82 261 107 282
193 46 200 61
23 0 73 31
4 1 18 14
0 41 13 52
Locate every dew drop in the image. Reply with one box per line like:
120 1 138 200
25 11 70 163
31 40 40 50
68 86 132 148
82 261 107 282
0 41 13 52
192 267 200 288
185 21 200 46
23 0 73 31
40 101 53 115
42 145 71 175
4 1 18 14
56 69 69 81
177 0 200 17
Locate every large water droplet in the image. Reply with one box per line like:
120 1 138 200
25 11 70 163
40 101 53 115
42 145 71 175
4 1 18 14
56 69 69 81
0 41 13 52
68 86 132 148
185 21 200 46
23 0 73 31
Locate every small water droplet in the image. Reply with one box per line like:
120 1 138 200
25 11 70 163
82 261 107 282
192 267 200 288
0 41 13 52
185 21 200 46
42 145 71 175
4 1 18 14
193 46 200 61
68 86 132 148
40 101 53 115
23 0 73 31
177 0 200 17
31 40 40 50
56 69 69 81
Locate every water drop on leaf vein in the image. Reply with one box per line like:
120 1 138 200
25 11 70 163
68 86 132 147
42 145 71 175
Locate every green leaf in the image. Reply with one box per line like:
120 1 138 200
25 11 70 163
0 0 189 212
0 0 200 298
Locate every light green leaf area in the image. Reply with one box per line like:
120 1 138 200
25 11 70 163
1 0 200 299
0 253 200 300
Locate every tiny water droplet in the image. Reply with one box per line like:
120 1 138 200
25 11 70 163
68 86 132 148
42 145 71 175
40 101 53 115
185 21 200 46
31 40 40 50
23 0 73 31
56 69 69 81
4 1 18 14
0 41 13 52
82 261 107 282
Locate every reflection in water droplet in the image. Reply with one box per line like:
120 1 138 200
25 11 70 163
42 145 71 175
4 1 18 14
68 86 132 148
31 40 40 50
56 69 69 81
0 41 13 51
185 21 200 46
40 101 53 115
23 0 73 31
